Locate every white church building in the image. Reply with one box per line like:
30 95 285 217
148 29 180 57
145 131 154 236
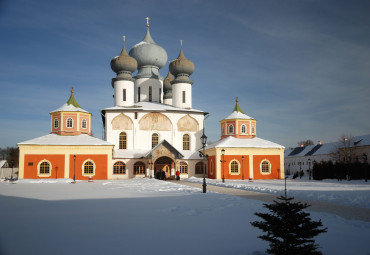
101 21 207 179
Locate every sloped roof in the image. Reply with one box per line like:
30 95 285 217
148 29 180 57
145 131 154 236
206 136 284 149
18 134 113 146
50 87 89 114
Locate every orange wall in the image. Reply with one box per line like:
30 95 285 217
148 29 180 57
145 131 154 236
69 154 108 180
253 155 281 179
220 155 250 180
24 154 65 179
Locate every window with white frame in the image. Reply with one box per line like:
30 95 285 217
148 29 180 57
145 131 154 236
119 132 127 149
228 124 234 134
82 119 87 129
252 124 255 134
38 160 51 176
183 134 190 150
230 160 239 174
152 133 159 148
180 161 188 174
261 160 271 174
241 124 246 134
54 118 59 129
83 160 95 175
67 118 73 128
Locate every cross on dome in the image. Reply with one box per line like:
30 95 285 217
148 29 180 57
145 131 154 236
146 17 150 27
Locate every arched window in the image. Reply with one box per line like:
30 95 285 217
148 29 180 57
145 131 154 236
252 125 255 134
261 160 270 174
54 118 59 129
228 124 234 134
183 134 190 150
67 118 73 128
179 161 188 174
119 132 127 149
241 124 246 134
113 161 126 174
83 160 94 175
134 162 145 175
230 160 239 174
82 119 87 129
222 125 225 135
152 133 159 149
39 161 50 174
195 162 204 174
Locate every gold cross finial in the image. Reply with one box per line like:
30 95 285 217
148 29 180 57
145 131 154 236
236 97 239 104
122 36 125 43
180 40 183 48
71 87 74 95
146 17 150 27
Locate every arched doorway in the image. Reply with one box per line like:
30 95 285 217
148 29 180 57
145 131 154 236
154 156 174 179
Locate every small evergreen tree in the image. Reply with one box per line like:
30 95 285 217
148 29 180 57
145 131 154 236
251 196 327 255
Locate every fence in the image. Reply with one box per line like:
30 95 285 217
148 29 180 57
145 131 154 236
0 168 19 179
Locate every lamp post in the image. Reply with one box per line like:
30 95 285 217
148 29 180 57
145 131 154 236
149 159 153 179
72 155 76 183
308 158 311 180
201 133 207 193
241 156 245 180
221 149 225 183
10 160 14 181
363 153 368 182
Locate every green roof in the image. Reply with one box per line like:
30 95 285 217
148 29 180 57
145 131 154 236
67 88 81 108
232 97 245 113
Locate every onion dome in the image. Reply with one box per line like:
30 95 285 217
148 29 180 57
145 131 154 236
163 69 174 99
110 36 138 81
169 41 194 84
129 19 167 79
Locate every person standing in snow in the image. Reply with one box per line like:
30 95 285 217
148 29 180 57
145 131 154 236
176 170 180 181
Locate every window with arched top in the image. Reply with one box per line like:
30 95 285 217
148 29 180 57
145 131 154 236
134 162 145 175
261 160 271 174
230 160 239 174
183 134 190 150
152 133 159 148
119 132 127 149
83 160 95 175
195 162 204 174
39 161 50 175
241 124 246 134
252 125 255 134
179 161 188 174
54 118 59 129
113 161 126 174
82 119 87 129
228 124 234 134
67 118 73 128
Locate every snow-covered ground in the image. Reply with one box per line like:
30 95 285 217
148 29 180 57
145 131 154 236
186 177 370 208
0 178 369 255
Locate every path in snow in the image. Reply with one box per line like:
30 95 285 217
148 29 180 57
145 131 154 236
172 180 370 222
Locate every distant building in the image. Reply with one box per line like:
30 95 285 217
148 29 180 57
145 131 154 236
284 134 370 174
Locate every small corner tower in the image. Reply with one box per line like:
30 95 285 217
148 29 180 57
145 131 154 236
111 36 138 107
50 87 92 136
169 40 195 109
220 97 256 139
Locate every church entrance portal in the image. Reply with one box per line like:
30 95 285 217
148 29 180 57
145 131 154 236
154 156 174 180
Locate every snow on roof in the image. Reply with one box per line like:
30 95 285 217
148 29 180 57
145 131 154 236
285 134 370 157
102 101 205 114
50 103 89 114
224 111 254 120
0 160 7 168
206 136 284 149
18 134 113 146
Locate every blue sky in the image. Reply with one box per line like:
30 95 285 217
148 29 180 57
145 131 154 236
1 0 369 148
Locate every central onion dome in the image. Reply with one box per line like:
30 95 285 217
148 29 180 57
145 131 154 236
110 36 138 81
129 28 167 79
169 41 194 84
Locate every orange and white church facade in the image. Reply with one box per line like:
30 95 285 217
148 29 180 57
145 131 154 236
18 21 284 181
